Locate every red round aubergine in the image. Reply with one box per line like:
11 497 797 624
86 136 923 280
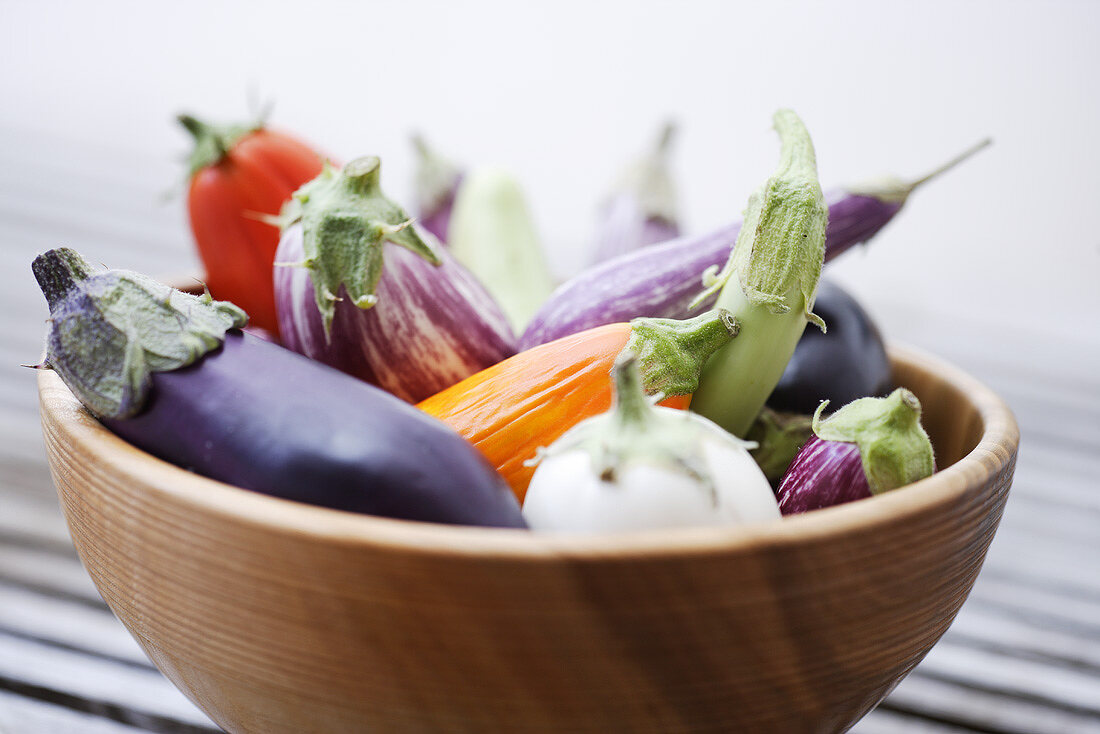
766 279 893 415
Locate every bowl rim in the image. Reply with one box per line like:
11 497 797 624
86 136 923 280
38 341 1019 560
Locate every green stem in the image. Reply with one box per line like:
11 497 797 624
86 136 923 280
290 157 440 334
848 137 993 205
610 353 655 430
692 286 809 437
689 110 827 438
906 137 992 191
32 248 246 419
342 156 382 196
32 248 94 312
177 115 221 152
623 309 739 398
177 113 257 178
812 388 934 494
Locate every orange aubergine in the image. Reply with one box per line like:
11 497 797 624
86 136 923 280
418 322 688 502
180 114 325 334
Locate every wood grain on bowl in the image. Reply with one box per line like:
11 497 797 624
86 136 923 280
38 345 1018 734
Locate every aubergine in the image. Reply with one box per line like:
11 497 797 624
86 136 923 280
591 121 681 264
411 133 463 244
766 279 893 415
273 156 517 404
776 389 934 515
32 248 526 529
519 139 991 350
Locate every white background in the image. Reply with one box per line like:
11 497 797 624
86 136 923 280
4 0 1099 363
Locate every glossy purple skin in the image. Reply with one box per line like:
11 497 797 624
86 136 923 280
776 436 871 515
520 190 904 350
104 332 526 528
592 194 682 264
274 223 516 404
767 279 893 415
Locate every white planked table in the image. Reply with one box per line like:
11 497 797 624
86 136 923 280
1 125 1098 734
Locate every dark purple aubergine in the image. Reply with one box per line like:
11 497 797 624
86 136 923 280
776 389 934 515
273 156 516 404
32 248 526 529
519 139 991 350
766 279 892 415
412 133 462 243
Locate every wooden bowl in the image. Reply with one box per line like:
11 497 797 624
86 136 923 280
38 344 1018 733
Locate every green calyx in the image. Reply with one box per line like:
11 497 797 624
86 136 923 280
812 388 935 495
283 156 441 334
847 137 993 205
178 113 259 179
745 407 814 486
553 355 723 496
692 109 827 331
32 248 247 419
687 110 828 439
622 309 739 398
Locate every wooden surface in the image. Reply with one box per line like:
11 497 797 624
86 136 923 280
1 125 1100 732
37 346 1015 733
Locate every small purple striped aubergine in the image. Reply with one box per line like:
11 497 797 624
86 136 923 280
776 437 869 514
275 223 516 404
520 139 991 350
776 389 936 515
273 156 515 404
519 191 886 349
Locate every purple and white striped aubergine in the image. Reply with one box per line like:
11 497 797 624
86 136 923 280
776 388 935 515
411 133 462 243
591 121 681 264
273 157 516 404
520 138 992 350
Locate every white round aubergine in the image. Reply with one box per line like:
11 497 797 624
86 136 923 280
522 355 779 533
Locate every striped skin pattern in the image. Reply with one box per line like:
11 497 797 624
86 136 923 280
776 436 870 515
591 194 681 264
520 190 901 350
274 224 516 404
